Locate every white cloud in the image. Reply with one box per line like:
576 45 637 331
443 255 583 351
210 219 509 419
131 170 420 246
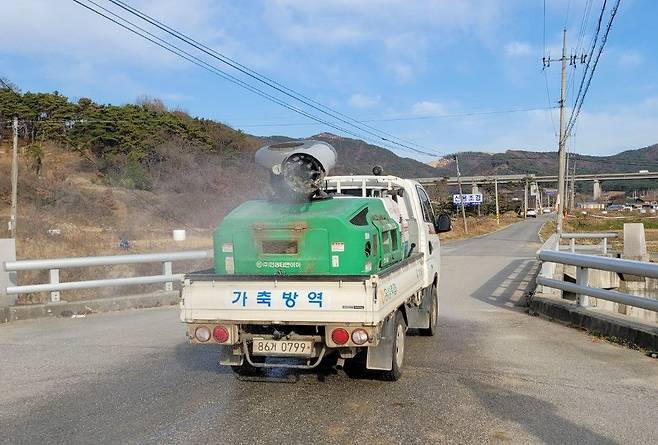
617 50 643 68
0 0 274 104
467 97 658 155
504 41 534 58
389 63 415 82
0 0 224 66
262 1 502 46
411 101 448 116
348 93 381 108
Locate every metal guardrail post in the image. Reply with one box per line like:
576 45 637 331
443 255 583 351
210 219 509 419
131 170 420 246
163 261 173 291
602 237 608 255
576 266 589 307
49 269 60 303
3 250 211 297
570 238 575 253
537 247 658 313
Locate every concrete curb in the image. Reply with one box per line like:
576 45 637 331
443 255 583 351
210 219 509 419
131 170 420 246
0 291 180 324
529 293 658 350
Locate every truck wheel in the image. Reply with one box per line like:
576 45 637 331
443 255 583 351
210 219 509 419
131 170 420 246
380 311 406 381
419 284 438 337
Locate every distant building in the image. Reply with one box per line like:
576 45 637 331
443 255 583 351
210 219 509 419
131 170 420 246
579 201 605 210
603 191 625 203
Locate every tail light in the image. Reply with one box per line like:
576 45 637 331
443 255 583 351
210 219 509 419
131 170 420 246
194 326 211 342
213 325 230 343
331 328 350 345
351 328 369 345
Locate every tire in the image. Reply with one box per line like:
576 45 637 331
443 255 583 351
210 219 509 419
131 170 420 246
419 284 438 337
343 350 367 378
380 311 406 381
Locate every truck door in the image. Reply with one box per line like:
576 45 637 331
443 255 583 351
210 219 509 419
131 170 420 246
415 185 440 287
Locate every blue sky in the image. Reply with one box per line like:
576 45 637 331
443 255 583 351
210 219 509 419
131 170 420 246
2 0 656 162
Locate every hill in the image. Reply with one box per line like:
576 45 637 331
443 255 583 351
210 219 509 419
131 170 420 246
2 86 658 243
260 132 439 177
427 145 658 178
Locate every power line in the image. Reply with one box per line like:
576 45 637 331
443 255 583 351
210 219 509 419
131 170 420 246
564 0 608 136
543 0 548 57
223 106 557 127
567 0 594 112
574 0 594 55
563 0 573 29
542 1 559 138
543 71 559 137
1 105 556 127
102 0 440 156
71 0 442 158
564 0 621 140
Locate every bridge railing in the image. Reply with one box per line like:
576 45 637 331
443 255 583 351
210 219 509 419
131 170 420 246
2 250 212 303
536 235 658 312
560 232 617 254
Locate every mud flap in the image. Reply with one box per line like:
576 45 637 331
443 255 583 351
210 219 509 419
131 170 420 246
366 314 396 371
405 286 431 329
219 346 244 366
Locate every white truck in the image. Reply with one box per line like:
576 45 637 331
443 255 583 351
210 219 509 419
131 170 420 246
180 175 451 380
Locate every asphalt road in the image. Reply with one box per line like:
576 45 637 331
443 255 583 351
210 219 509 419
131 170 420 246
1 217 657 444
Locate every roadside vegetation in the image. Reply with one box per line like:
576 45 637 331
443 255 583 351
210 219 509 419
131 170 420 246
440 213 521 241
538 212 658 253
0 89 267 303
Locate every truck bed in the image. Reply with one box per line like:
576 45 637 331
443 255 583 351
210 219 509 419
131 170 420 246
180 253 425 326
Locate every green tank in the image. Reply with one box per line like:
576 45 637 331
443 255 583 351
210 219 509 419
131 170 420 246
213 197 403 276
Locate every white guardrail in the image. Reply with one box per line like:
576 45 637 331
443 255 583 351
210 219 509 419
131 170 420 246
536 233 658 313
2 250 212 302
560 232 617 254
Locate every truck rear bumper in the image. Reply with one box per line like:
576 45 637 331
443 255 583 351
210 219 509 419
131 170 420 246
187 321 381 369
241 339 328 370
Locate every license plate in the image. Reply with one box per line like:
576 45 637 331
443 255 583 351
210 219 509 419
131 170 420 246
252 339 313 357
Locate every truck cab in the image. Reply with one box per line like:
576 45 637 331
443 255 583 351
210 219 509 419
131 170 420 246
323 175 442 291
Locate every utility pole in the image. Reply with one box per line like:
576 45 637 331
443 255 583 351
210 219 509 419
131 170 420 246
494 179 500 225
524 179 528 219
454 154 468 233
10 116 18 238
543 29 584 233
570 160 577 210
556 29 568 232
565 154 571 211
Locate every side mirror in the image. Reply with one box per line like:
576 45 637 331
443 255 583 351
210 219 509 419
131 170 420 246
435 213 451 233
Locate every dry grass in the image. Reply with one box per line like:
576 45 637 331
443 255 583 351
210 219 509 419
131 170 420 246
0 143 237 304
537 213 658 253
441 212 521 241
539 219 557 242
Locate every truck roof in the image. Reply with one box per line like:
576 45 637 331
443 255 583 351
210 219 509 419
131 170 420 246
325 175 418 191
224 197 387 222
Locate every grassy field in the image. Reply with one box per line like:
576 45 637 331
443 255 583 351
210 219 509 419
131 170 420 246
441 212 521 242
538 213 658 252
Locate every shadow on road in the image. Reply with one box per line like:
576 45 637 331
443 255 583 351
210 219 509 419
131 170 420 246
461 376 620 445
470 258 540 309
174 342 232 374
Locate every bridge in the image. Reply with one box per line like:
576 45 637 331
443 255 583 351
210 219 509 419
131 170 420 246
417 171 658 202
1 217 657 444
416 171 658 185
